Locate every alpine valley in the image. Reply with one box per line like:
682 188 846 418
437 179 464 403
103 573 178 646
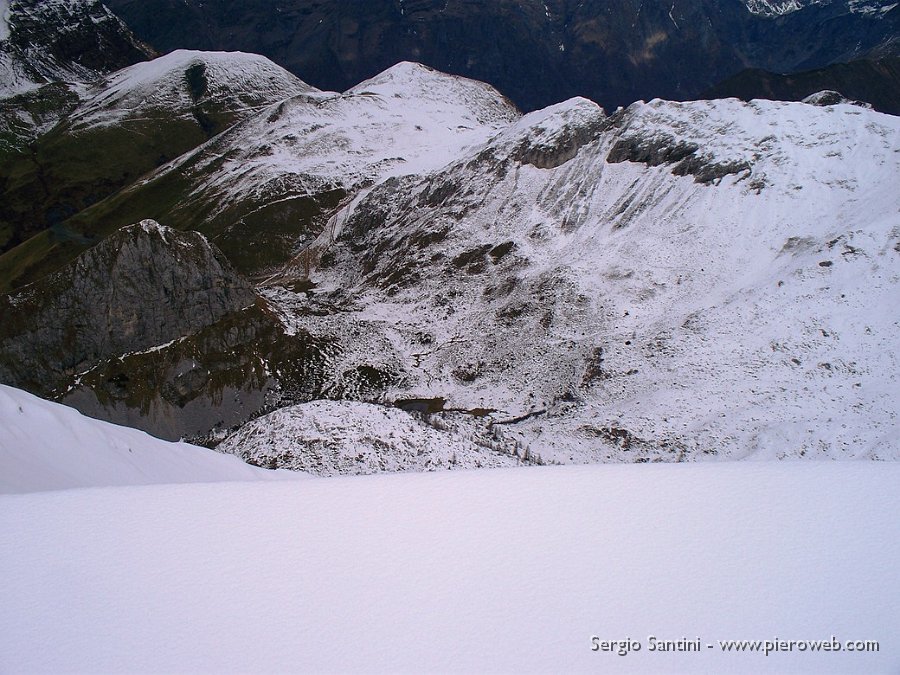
0 0 898 474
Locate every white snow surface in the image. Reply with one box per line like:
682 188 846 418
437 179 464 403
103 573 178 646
0 384 299 494
270 96 900 462
218 399 526 475
1 462 898 672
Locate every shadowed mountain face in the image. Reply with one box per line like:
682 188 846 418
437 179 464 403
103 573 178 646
704 57 900 115
103 0 899 111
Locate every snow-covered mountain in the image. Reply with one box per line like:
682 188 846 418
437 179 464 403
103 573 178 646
2 60 518 283
70 49 316 131
1 53 898 463
262 94 900 462
0 50 311 260
0 384 298 494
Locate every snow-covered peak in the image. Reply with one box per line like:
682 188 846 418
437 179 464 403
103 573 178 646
0 384 299 494
608 96 886 187
802 89 871 107
118 62 522 271
72 49 315 128
484 96 607 168
347 60 519 127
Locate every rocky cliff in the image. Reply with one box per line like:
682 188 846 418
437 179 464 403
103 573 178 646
0 220 257 394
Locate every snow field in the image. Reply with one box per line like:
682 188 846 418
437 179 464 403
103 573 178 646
1 462 898 673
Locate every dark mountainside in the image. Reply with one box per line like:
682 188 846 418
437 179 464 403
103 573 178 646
705 56 900 115
2 0 153 86
104 0 900 111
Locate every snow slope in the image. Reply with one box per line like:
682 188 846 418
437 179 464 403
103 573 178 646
0 384 298 494
1 462 897 672
267 96 900 462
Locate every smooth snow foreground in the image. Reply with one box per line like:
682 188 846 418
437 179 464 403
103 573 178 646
2 463 898 673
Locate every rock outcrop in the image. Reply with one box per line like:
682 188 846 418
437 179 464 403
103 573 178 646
0 220 256 395
218 400 530 475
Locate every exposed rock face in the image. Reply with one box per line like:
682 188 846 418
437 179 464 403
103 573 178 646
0 219 406 441
606 132 752 185
0 220 255 395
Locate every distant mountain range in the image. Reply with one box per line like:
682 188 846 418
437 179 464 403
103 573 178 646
103 0 899 111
